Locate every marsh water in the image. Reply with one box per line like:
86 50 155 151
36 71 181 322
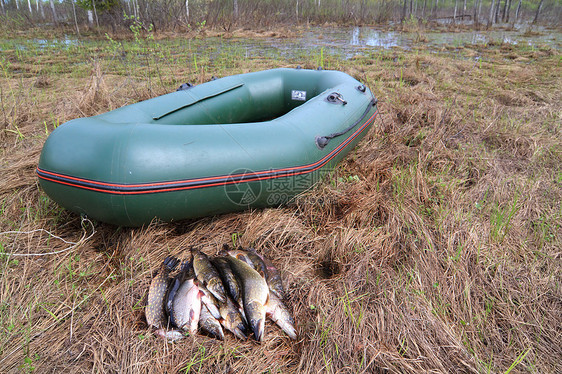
2 25 560 62
255 25 561 57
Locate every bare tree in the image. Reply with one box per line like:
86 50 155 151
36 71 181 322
515 0 522 20
432 0 439 17
71 0 81 36
92 0 99 27
453 0 458 22
533 0 544 23
488 0 496 27
474 0 480 25
49 0 58 25
494 0 501 23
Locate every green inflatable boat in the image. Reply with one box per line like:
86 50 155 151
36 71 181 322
37 68 378 226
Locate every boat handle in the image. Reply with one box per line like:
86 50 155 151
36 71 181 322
177 82 195 91
316 98 377 149
327 92 347 105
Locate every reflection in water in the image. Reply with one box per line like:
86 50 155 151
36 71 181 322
350 27 402 49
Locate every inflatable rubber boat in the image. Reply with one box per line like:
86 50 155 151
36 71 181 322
37 68 378 226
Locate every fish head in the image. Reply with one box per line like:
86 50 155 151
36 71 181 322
245 300 266 342
155 329 186 342
226 249 253 266
162 256 180 272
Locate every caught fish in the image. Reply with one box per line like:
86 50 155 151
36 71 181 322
251 248 285 300
226 246 286 300
146 256 179 329
171 278 201 334
225 255 269 342
228 247 269 282
165 260 193 317
192 248 227 303
219 296 248 340
212 256 243 307
196 281 222 320
266 293 297 340
199 304 225 340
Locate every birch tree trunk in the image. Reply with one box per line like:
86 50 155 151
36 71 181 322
488 0 496 27
185 0 189 22
39 0 45 18
49 0 58 25
27 0 32 14
533 0 544 24
515 0 522 20
454 0 458 23
501 0 508 22
234 0 239 20
478 0 483 21
505 0 512 22
71 0 80 36
474 0 480 25
92 0 99 27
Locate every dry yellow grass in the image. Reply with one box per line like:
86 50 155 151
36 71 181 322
0 33 560 373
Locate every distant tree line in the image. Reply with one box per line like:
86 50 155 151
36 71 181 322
0 0 559 31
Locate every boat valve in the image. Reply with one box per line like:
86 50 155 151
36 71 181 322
327 92 347 105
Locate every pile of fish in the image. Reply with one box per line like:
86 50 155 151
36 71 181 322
145 245 296 342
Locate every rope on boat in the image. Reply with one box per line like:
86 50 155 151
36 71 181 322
316 97 378 149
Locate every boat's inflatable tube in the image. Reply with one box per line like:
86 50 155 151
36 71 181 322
37 68 378 226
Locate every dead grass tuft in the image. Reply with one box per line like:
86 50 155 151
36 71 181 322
78 60 113 116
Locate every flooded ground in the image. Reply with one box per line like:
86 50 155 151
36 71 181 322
1 25 560 61
247 26 562 59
